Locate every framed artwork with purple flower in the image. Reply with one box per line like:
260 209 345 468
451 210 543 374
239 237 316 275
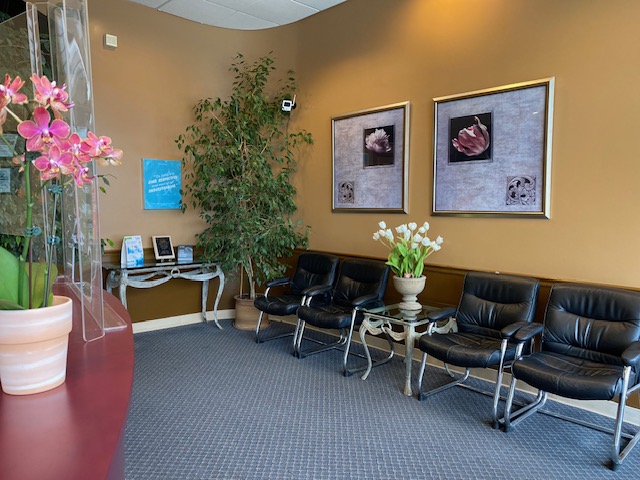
432 78 554 218
332 102 409 212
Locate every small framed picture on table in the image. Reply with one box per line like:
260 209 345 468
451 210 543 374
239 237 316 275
152 235 175 261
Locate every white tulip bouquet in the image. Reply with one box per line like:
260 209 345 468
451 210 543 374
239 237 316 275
373 221 443 278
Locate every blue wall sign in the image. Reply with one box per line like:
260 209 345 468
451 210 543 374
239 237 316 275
142 159 182 210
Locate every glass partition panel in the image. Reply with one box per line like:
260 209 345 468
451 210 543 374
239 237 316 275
0 2 115 340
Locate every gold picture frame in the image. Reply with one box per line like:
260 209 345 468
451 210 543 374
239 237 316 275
332 102 410 213
432 78 554 218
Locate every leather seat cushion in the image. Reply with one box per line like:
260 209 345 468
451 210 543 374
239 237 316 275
512 351 632 400
298 304 364 330
254 294 303 317
418 332 516 368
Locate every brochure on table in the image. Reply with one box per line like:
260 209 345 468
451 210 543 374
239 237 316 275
121 235 144 267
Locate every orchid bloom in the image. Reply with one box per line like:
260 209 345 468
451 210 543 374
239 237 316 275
17 106 70 152
81 131 115 157
31 74 73 114
0 74 28 109
73 164 94 187
57 133 92 164
32 144 74 181
98 147 123 166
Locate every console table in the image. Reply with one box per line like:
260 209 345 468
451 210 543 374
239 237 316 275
360 304 456 396
103 261 225 329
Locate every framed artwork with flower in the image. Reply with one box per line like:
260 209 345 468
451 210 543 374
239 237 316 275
332 102 409 213
432 78 554 218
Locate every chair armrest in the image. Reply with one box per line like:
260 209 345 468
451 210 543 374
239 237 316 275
352 294 381 309
266 276 291 288
304 284 334 298
501 322 543 343
621 342 640 367
426 307 457 323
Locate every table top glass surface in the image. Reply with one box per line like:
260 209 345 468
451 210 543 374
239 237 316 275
364 303 442 323
102 260 206 271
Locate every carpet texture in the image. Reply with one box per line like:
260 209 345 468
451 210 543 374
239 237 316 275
125 321 640 479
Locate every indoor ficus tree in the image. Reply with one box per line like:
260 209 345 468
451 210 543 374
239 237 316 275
177 53 312 300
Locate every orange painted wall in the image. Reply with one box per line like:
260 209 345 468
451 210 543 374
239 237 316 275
91 0 640 296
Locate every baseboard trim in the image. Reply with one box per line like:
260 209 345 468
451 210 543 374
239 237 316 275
132 312 640 425
132 309 235 334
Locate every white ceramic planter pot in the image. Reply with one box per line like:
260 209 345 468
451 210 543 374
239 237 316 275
393 275 426 311
0 295 73 395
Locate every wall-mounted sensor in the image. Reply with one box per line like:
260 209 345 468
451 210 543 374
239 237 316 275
282 94 296 112
104 34 118 49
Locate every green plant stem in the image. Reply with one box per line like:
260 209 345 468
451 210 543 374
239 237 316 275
42 182 59 308
19 158 32 308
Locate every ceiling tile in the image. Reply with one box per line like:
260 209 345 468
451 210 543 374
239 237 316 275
129 0 168 8
129 0 347 30
295 0 345 10
246 0 317 24
159 0 235 24
220 11 278 30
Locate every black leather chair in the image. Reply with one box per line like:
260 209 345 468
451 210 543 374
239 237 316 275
416 271 540 428
253 252 339 344
294 258 390 376
503 283 640 470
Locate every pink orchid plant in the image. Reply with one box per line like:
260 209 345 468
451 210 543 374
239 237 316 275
0 73 122 310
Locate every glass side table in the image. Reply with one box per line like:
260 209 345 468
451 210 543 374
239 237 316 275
360 304 456 396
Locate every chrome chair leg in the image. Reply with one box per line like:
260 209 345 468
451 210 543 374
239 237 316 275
255 311 265 343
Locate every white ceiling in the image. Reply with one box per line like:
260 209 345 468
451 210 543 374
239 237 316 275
129 0 347 30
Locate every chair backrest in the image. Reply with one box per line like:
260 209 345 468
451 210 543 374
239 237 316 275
332 258 390 308
456 272 540 338
542 283 640 365
290 252 340 295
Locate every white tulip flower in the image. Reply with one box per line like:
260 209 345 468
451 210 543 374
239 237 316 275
373 232 380 240
436 236 444 245
385 229 393 239
408 222 417 231
411 242 419 249
404 230 411 241
433 244 441 251
396 224 408 234
422 237 431 246
413 233 422 243
423 221 430 231
418 226 426 234
378 221 386 229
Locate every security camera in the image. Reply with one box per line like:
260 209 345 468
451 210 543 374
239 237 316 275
282 95 296 112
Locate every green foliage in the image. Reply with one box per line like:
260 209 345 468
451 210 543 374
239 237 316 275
177 53 312 299
0 245 56 309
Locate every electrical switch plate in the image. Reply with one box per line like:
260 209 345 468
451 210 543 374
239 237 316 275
104 34 118 48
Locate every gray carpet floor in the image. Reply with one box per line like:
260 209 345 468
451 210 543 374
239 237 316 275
124 321 640 479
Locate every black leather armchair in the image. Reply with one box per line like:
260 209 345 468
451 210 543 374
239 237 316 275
503 283 640 470
253 252 339 344
416 271 540 428
294 258 390 376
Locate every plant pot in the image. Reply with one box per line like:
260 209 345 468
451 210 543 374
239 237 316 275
0 295 73 395
233 295 270 331
393 275 426 311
